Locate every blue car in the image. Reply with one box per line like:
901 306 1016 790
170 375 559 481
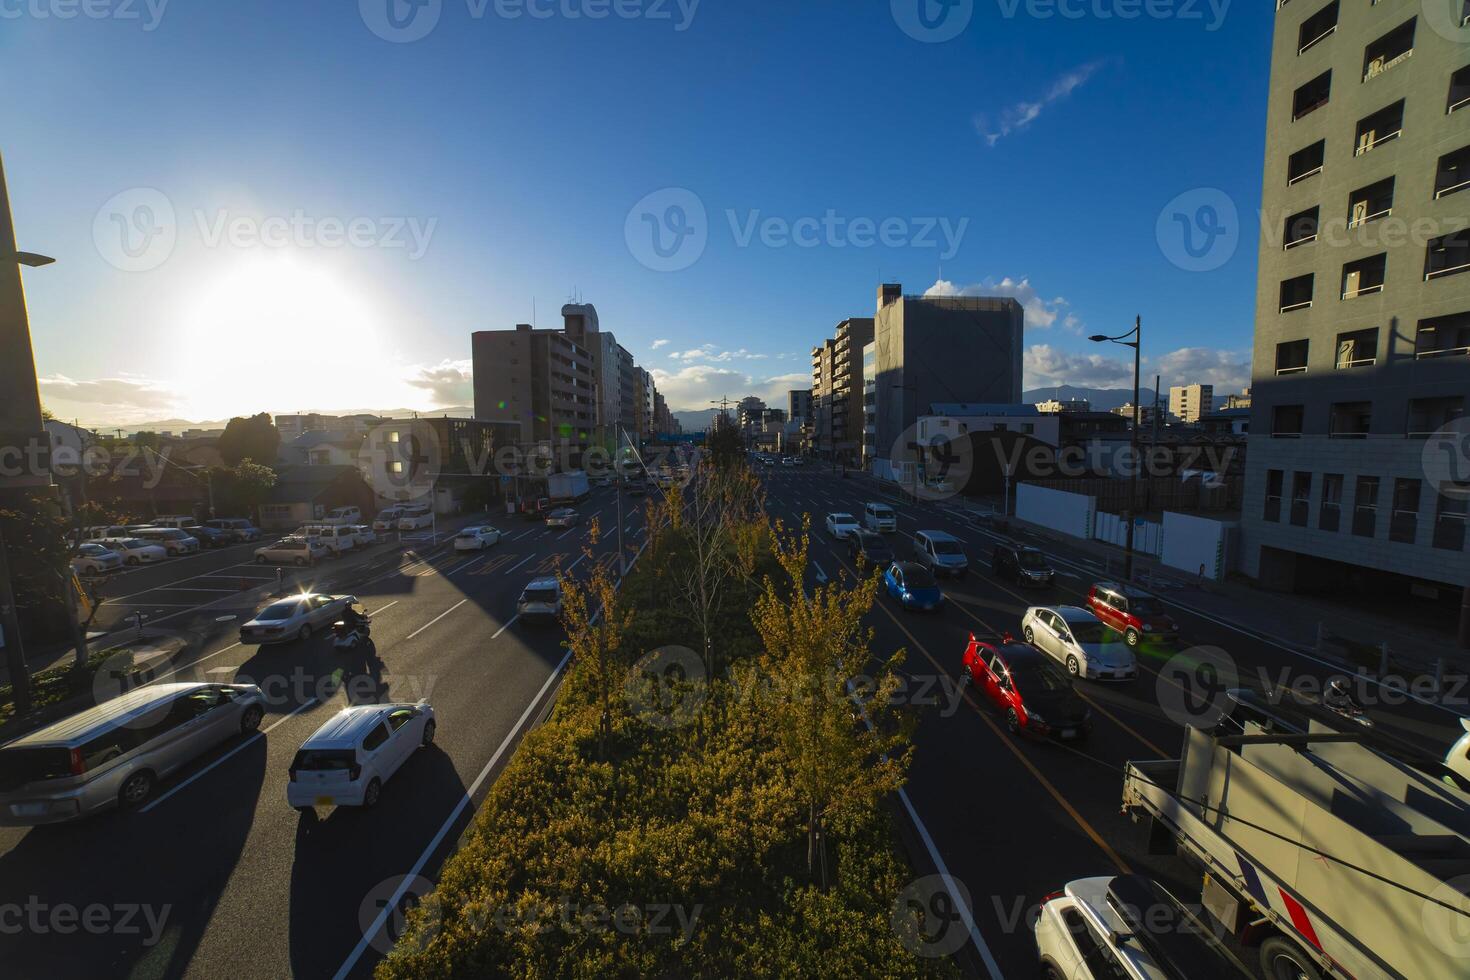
883 561 943 612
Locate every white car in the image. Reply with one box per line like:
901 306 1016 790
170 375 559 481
397 508 434 530
517 577 563 621
545 508 580 529
287 701 436 812
97 537 168 566
454 526 502 551
1022 606 1137 680
132 527 200 556
863 502 897 533
824 513 860 539
1035 874 1248 980
254 537 329 566
350 525 378 547
239 593 355 644
321 506 361 526
71 543 123 575
372 507 405 532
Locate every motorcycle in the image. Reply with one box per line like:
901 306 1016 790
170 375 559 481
332 605 371 650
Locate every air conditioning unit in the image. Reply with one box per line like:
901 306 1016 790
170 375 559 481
1351 200 1369 226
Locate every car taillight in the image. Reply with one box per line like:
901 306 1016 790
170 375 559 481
1038 890 1065 907
348 764 361 781
69 747 86 775
288 767 298 782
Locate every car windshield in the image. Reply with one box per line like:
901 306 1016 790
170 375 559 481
292 749 356 772
872 507 892 517
905 567 936 587
1131 597 1165 616
1010 659 1073 693
255 602 300 621
1068 621 1121 644
0 747 75 790
80 544 104 555
931 540 963 555
831 514 854 524
523 588 558 603
1018 551 1047 569
121 539 146 548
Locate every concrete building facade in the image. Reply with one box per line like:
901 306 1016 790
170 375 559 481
1169 384 1215 423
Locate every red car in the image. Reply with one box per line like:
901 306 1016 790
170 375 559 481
1087 582 1179 649
959 633 1091 741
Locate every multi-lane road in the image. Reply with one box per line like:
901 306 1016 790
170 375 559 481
2 468 1461 980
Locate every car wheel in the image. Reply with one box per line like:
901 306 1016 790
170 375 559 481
256 554 267 564
118 770 155 809
294 557 307 567
240 705 264 733
298 624 312 641
362 777 382 809
421 720 436 747
1066 655 1080 677
1006 708 1021 734
1259 936 1323 980
1023 626 1035 644
125 555 139 566
1125 628 1140 648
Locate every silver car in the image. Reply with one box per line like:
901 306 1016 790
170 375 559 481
71 543 123 576
544 508 580 529
1022 605 1137 680
239 593 356 644
517 577 563 620
0 682 266 824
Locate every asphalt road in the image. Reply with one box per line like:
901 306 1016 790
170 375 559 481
0 487 647 980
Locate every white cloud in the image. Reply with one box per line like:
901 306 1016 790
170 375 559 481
404 359 473 406
1023 344 1134 390
650 339 670 349
668 345 769 363
924 276 1081 334
1153 347 1252 394
975 60 1110 146
39 374 180 424
651 366 809 413
1024 343 1254 394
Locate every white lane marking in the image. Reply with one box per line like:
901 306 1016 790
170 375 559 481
555 526 577 540
454 554 492 574
513 529 538 541
490 615 520 639
564 553 586 573
368 601 399 616
812 561 828 584
406 599 469 640
332 647 577 980
141 698 319 813
505 554 536 576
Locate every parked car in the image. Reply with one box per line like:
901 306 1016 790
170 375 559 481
254 537 328 566
287 701 436 812
151 515 200 530
882 561 943 612
1087 582 1179 648
824 512 860 539
321 506 361 526
958 632 1091 740
83 524 141 542
1034 874 1249 980
517 577 563 621
396 507 434 531
311 525 357 555
544 508 580 529
349 525 378 548
1022 606 1136 680
132 527 200 556
239 593 355 644
0 682 266 823
372 507 406 532
181 524 230 549
97 537 168 566
992 543 1055 587
912 530 969 579
204 518 261 543
848 530 894 567
454 525 503 551
863 502 898 533
70 543 122 576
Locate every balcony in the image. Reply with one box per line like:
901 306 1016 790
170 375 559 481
1409 396 1465 437
1335 327 1378 368
1425 231 1470 282
1362 19 1415 82
1279 273 1315 313
1415 311 1470 358
1341 253 1386 299
1287 140 1325 186
1272 404 1305 437
1276 338 1310 375
1347 176 1394 227
1451 66 1470 115
1328 401 1372 438
1283 206 1319 249
1353 100 1403 156
1435 145 1470 201
1298 1 1338 54
1292 70 1332 120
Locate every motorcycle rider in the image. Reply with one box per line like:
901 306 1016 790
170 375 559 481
1323 676 1361 714
337 602 370 639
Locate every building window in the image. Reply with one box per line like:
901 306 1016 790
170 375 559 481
1298 1 1338 54
1335 328 1378 368
1279 274 1315 313
1287 140 1326 185
1292 70 1332 119
1272 404 1305 437
1348 176 1394 227
1426 231 1470 282
1353 100 1404 156
1265 469 1284 522
1353 476 1379 536
1283 206 1320 249
1436 145 1470 201
1341 253 1387 298
1328 401 1372 438
1290 472 1313 526
1415 311 1470 358
1451 65 1470 116
1408 396 1465 436
1276 339 1310 374
1320 473 1343 531
1435 491 1469 551
1391 478 1421 543
1363 18 1415 82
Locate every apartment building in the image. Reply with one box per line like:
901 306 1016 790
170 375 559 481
862 342 877 466
787 388 812 423
810 339 835 455
829 317 874 465
471 315 597 458
1240 0 1470 600
871 283 1024 478
1169 383 1215 423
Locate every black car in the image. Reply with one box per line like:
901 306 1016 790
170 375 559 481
183 525 229 549
992 542 1054 586
848 530 894 568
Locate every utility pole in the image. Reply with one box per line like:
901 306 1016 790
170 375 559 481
1089 317 1142 581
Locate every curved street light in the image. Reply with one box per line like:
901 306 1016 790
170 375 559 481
1089 316 1142 580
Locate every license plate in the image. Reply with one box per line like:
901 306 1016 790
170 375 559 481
314 796 333 807
11 803 48 816
1060 728 1077 739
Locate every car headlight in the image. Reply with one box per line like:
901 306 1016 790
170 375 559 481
1028 711 1046 726
1143 624 1154 632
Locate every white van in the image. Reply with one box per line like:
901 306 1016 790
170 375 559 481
863 502 897 533
321 506 361 526
396 506 433 530
372 507 406 532
313 525 357 555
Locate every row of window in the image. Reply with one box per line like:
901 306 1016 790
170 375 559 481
1278 230 1470 309
1263 468 1467 551
1295 7 1423 75
1274 311 1470 370
1268 394 1462 437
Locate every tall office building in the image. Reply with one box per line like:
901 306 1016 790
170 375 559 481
1169 384 1214 423
1239 2 1470 602
787 388 812 422
471 312 598 457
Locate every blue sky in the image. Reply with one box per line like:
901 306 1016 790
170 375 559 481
2 0 1271 424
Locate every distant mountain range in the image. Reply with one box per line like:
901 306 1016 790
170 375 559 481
1022 385 1160 413
84 407 478 436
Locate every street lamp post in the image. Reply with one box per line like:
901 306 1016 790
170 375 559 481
1090 316 1142 581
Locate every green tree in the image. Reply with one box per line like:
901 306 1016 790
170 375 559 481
211 460 277 520
218 412 280 466
557 519 633 757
